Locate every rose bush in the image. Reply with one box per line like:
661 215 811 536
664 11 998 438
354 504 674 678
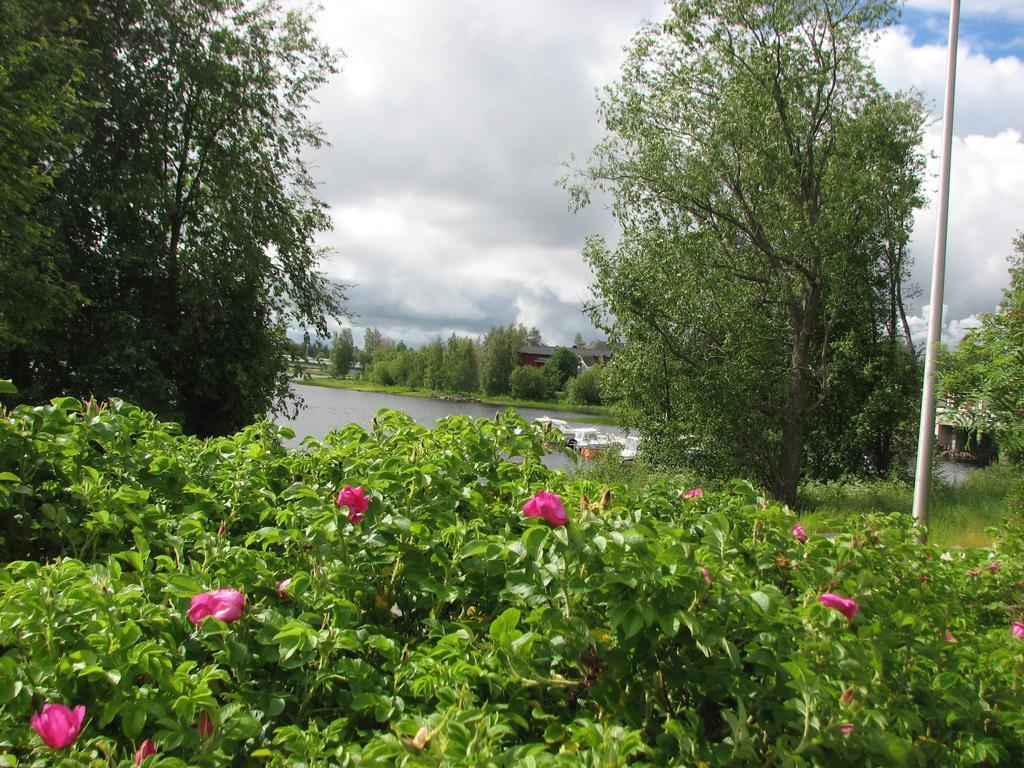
1 394 1023 765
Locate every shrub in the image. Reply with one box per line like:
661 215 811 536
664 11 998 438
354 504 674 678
541 347 580 394
2 395 1024 766
509 365 546 400
568 365 604 405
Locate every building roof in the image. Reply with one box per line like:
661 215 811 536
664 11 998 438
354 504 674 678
519 345 559 356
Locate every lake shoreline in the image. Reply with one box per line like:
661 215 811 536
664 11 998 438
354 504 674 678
293 377 618 425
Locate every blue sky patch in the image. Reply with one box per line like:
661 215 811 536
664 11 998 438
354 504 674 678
899 6 1024 59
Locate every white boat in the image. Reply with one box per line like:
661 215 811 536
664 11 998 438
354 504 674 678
534 416 570 432
616 435 641 462
568 427 616 458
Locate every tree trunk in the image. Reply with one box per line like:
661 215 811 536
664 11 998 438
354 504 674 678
772 287 819 506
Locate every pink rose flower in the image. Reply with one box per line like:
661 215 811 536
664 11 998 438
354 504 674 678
277 578 292 598
989 560 1001 573
135 738 156 765
30 703 86 749
337 485 369 523
522 490 568 526
840 724 854 735
1013 621 1024 640
198 711 214 739
792 523 807 543
945 631 955 642
818 593 859 620
682 487 703 499
699 566 712 586
188 589 245 624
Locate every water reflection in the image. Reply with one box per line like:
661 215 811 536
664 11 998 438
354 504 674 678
274 383 622 471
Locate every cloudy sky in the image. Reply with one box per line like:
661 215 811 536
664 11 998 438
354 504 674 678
299 1 1024 348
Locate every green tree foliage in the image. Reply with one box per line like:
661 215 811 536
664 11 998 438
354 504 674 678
571 0 924 502
568 365 605 406
0 0 87 372
542 347 581 396
480 324 530 396
1 0 343 436
419 337 446 391
442 334 479 393
329 329 356 378
942 233 1024 459
361 327 395 369
371 345 419 388
510 365 546 401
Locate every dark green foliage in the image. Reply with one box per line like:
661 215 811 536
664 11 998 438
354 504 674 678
0 0 87 367
1 0 343 436
329 329 356 378
805 335 920 479
480 325 530 396
2 395 1024 765
542 347 580 396
418 337 446 391
442 334 479 393
510 365 546 400
369 347 418 388
568 365 604 406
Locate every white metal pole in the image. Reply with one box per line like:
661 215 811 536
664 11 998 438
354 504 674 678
912 0 961 539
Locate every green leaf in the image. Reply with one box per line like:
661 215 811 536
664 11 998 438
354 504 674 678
489 608 522 646
750 590 771 613
122 706 146 740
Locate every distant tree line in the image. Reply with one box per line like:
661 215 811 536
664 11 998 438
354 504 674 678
326 325 607 406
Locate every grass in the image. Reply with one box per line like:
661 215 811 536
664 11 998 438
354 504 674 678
571 456 1018 549
796 465 1018 548
295 376 618 425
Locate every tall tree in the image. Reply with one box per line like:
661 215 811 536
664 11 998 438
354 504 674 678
442 334 479 393
480 324 529 396
329 328 356 378
0 0 87 383
419 338 446 391
571 0 924 503
2 0 343 436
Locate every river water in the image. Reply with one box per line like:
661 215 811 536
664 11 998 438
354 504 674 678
275 384 975 484
274 383 620 469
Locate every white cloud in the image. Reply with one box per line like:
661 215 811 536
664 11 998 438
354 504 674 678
870 28 1024 136
289 3 1023 348
911 128 1024 316
906 305 983 348
868 28 1024 336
